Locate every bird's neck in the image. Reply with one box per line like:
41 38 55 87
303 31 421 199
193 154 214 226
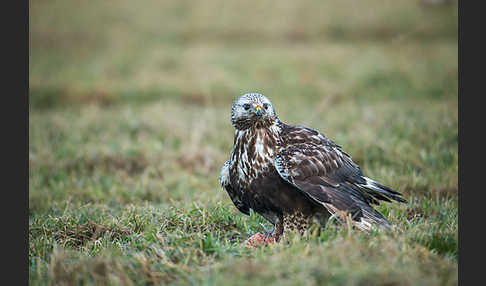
234 120 281 142
233 121 281 159
233 116 279 131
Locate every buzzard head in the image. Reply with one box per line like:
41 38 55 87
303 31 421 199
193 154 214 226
231 93 278 130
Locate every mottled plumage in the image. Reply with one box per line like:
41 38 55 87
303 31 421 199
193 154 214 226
219 93 407 241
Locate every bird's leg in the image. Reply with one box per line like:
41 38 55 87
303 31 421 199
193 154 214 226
262 228 275 243
273 219 284 242
261 223 274 239
264 218 284 244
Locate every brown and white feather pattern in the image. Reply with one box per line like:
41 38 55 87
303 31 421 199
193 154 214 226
230 122 281 188
220 93 407 238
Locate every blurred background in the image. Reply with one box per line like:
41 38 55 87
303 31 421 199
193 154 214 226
30 0 457 107
29 0 458 212
29 1 458 284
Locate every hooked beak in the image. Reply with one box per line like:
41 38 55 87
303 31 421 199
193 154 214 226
255 105 263 116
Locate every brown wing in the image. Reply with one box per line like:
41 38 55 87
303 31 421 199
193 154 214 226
275 125 406 229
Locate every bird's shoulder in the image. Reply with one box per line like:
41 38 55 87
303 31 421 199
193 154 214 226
275 121 362 184
278 121 344 152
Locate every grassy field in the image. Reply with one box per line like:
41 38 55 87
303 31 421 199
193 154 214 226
29 0 458 285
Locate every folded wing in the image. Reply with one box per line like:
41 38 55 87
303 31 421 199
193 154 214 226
219 160 250 215
274 127 406 230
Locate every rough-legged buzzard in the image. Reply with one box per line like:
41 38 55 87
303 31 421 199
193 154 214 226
219 93 407 244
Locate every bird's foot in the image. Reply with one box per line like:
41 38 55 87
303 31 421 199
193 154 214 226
263 227 282 243
244 228 280 248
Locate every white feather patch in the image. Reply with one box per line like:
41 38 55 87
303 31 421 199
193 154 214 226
219 160 231 186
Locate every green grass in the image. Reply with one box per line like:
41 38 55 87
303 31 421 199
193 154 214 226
30 0 458 285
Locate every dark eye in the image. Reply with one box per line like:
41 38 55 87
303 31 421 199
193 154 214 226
263 103 269 110
243 104 251 110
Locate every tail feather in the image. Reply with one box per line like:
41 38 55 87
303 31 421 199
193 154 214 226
323 201 392 232
360 177 408 204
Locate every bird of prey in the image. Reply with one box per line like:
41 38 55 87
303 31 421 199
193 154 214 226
219 93 407 244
